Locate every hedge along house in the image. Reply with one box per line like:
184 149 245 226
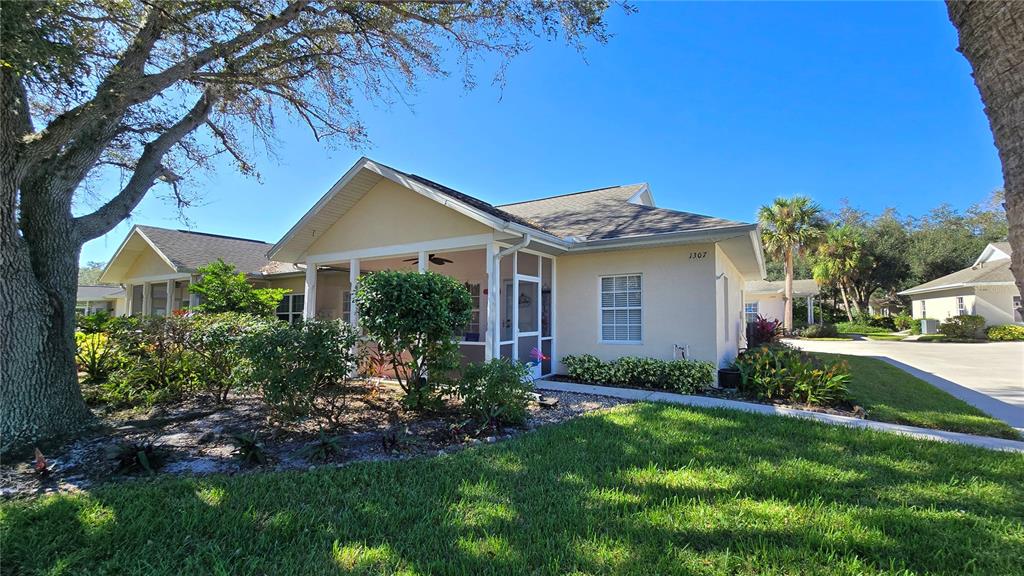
97 225 302 318
269 157 766 378
898 242 1022 326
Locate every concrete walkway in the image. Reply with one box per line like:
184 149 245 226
787 339 1024 431
535 380 1024 452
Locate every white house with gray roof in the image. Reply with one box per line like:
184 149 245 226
99 157 766 377
898 242 1021 326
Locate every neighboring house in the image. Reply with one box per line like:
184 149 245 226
743 279 820 325
75 285 125 315
98 226 302 320
100 157 766 378
898 242 1021 326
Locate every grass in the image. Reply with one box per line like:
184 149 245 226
913 334 988 343
864 334 906 341
816 353 1020 440
3 403 1023 576
798 336 854 341
835 322 891 335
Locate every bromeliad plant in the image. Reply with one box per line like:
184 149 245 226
355 271 473 411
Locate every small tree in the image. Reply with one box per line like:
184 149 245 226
356 271 472 410
759 196 825 331
189 260 288 316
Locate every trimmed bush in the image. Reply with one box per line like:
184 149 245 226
939 315 986 340
355 271 473 410
732 344 850 407
800 323 839 338
100 315 202 407
562 354 714 394
77 310 114 334
986 324 1024 342
189 312 276 402
457 359 533 427
243 319 360 423
866 315 897 331
835 321 890 334
893 312 914 331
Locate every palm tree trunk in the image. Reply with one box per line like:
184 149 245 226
839 283 854 322
784 248 794 331
947 1 1024 304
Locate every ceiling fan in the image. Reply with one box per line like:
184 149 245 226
402 253 453 266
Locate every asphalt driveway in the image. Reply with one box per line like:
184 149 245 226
787 338 1024 431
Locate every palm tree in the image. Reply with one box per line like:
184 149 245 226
758 196 824 331
812 226 863 322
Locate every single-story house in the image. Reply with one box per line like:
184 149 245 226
743 279 820 325
97 225 301 320
100 157 766 378
898 242 1021 326
75 285 125 315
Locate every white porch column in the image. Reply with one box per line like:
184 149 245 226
142 282 151 316
304 265 317 319
485 243 499 360
349 258 360 328
189 276 200 307
165 279 175 315
807 295 815 324
417 251 428 273
125 283 133 316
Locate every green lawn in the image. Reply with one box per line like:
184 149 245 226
817 353 1020 439
3 403 1023 576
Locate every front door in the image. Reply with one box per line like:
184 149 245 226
516 275 541 379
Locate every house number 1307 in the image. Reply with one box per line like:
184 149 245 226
689 251 707 260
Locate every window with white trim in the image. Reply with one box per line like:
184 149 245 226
600 274 641 342
956 296 967 316
462 283 481 341
745 302 759 324
276 293 304 324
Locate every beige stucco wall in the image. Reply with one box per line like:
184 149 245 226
975 285 1022 325
123 248 174 281
911 287 974 321
304 179 492 259
554 243 718 372
715 245 747 367
913 284 1021 326
745 294 785 324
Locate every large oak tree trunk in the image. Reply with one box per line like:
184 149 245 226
1 186 94 453
947 2 1024 306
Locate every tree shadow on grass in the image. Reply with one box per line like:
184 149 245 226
3 403 1023 575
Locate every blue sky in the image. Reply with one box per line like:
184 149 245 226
80 1 1002 265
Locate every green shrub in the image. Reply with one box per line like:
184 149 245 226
893 312 914 331
189 259 289 316
243 319 360 423
100 316 201 407
77 310 114 334
562 354 714 394
866 315 897 331
939 315 986 340
189 312 275 402
800 323 839 338
834 321 889 334
355 271 472 410
986 324 1024 341
75 332 121 383
732 344 850 407
457 359 533 427
563 354 609 384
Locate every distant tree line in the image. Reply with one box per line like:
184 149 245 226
764 190 1008 317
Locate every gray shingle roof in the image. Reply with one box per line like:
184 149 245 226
498 185 751 241
899 259 1015 295
77 285 124 301
136 226 298 276
745 279 820 297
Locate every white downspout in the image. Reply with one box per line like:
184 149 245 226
489 234 531 359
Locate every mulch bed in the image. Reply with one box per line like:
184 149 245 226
0 381 626 499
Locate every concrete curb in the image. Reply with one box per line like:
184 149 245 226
535 380 1024 453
